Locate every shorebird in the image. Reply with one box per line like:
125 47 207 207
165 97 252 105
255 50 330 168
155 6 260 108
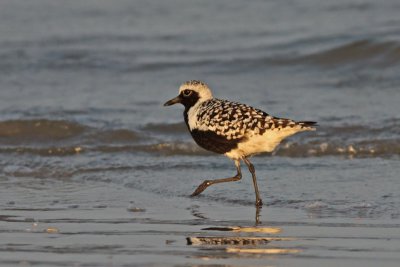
164 80 316 206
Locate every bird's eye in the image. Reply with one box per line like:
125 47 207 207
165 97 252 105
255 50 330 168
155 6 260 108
183 89 192 97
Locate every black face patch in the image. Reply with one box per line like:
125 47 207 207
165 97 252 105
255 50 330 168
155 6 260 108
180 90 200 109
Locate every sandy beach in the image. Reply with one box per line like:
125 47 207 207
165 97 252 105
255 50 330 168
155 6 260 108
1 156 400 266
2 198 400 266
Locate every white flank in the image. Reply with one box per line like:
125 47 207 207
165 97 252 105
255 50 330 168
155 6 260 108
225 126 312 159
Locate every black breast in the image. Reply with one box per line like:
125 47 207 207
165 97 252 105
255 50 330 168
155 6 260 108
190 129 242 154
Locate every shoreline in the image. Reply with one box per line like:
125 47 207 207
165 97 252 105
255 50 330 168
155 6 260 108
1 189 399 267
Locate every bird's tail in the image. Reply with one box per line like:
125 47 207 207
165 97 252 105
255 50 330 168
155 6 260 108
297 121 318 131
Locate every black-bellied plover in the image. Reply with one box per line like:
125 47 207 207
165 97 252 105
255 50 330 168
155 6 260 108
164 80 316 206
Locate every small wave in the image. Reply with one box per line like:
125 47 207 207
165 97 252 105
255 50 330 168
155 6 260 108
130 39 400 71
299 39 400 66
130 139 400 158
274 199 388 219
1 138 398 158
0 146 86 156
3 38 399 73
141 122 187 134
135 39 400 70
0 119 85 143
276 121 400 157
93 142 211 156
305 201 329 209
277 139 400 157
88 129 141 143
1 120 399 157
0 119 143 146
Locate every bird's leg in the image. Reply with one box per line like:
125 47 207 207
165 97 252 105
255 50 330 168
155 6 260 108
243 157 263 207
190 160 241 197
255 205 262 226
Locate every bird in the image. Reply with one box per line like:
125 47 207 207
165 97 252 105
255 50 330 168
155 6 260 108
164 80 316 207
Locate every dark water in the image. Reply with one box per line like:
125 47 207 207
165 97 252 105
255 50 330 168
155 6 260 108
1 0 400 266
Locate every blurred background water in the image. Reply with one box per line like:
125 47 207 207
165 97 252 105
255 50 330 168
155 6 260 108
0 0 400 266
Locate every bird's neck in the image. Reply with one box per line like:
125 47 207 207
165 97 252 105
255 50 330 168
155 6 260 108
183 99 208 131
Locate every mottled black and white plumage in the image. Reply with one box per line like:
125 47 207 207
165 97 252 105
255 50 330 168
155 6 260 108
164 80 316 206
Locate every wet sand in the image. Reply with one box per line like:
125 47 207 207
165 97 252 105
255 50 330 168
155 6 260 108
1 176 399 267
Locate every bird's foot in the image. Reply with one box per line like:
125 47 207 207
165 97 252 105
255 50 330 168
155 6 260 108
190 180 212 197
255 199 263 207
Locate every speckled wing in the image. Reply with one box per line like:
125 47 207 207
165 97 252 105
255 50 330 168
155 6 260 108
196 99 295 141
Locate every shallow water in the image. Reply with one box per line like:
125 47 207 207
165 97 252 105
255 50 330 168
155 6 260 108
1 0 400 266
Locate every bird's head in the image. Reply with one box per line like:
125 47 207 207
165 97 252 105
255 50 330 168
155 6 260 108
164 80 213 108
